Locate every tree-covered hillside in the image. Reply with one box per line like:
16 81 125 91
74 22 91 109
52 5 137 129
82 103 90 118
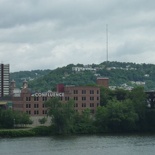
10 61 155 91
10 70 51 88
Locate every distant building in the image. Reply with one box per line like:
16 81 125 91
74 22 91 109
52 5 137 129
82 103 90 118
0 64 10 98
12 78 109 116
72 66 96 72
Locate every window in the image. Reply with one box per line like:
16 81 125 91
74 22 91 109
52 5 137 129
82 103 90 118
26 110 31 114
34 110 39 115
42 110 47 114
74 97 78 101
34 104 39 108
97 103 100 107
65 96 69 101
42 104 45 108
74 103 78 107
42 97 47 101
26 104 31 108
90 97 94 100
34 97 39 101
82 103 86 107
82 97 86 101
26 97 31 101
90 90 94 94
74 90 78 94
43 110 47 114
97 97 99 100
97 90 99 94
90 103 94 107
82 90 86 94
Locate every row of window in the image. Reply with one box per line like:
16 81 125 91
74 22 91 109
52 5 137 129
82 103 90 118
26 97 48 102
73 90 99 94
26 103 45 108
74 103 99 108
26 110 47 115
65 96 100 101
26 95 100 102
26 102 99 109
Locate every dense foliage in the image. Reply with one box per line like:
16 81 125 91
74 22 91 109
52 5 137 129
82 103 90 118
45 87 155 134
10 69 51 88
0 109 32 129
0 129 35 138
10 61 155 91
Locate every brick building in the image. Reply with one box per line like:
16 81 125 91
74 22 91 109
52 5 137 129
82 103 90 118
12 77 109 116
61 85 100 113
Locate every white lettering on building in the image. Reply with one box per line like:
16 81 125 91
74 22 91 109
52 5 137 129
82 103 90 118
32 92 64 97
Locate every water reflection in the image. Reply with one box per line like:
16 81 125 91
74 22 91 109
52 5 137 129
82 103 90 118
0 134 155 155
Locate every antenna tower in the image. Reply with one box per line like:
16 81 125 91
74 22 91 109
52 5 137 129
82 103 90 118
106 24 108 63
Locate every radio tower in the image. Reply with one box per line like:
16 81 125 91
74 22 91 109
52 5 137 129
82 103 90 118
106 24 109 63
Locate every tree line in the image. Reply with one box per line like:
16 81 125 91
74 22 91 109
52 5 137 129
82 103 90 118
45 87 155 134
0 109 32 129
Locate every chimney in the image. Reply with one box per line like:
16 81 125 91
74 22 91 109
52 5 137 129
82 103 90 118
97 77 109 88
57 84 64 93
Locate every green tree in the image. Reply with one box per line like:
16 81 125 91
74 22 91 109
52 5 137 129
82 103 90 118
95 99 138 132
114 88 129 101
0 109 32 129
100 86 114 106
107 99 138 132
129 87 147 131
74 109 95 133
39 117 47 125
95 106 109 132
45 98 75 134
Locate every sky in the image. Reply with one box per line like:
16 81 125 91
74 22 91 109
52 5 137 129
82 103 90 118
0 0 155 72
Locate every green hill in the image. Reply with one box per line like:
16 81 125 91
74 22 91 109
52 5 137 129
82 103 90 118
10 61 155 91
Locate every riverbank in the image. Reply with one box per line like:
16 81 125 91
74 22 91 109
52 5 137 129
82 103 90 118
0 129 35 138
1 126 155 138
0 126 51 138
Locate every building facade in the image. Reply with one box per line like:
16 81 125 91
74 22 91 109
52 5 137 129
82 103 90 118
12 78 109 116
0 64 10 98
61 85 100 113
12 86 100 116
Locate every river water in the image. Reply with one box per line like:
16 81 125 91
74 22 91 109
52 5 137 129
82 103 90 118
0 134 155 155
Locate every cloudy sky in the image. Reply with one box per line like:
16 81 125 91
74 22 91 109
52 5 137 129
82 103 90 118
0 0 155 72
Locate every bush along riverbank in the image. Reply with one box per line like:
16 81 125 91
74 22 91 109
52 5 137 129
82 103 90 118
0 129 35 138
0 126 53 138
1 124 155 138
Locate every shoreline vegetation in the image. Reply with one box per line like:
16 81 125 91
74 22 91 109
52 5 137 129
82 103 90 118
1 87 155 137
1 126 155 138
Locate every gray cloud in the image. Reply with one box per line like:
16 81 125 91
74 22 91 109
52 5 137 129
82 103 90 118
0 0 155 72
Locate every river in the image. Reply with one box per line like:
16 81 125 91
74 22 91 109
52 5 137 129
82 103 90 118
0 134 155 155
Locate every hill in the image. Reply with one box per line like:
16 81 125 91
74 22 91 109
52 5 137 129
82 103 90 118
10 70 51 88
10 61 155 91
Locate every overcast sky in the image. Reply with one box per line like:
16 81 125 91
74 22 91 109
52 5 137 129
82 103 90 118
0 0 155 72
